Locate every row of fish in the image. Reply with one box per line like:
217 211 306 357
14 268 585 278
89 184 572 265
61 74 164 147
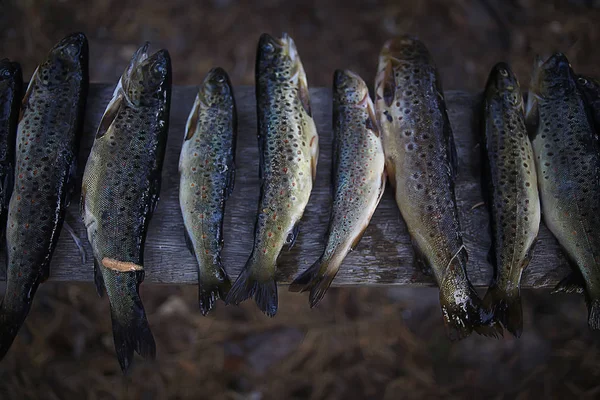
0 31 598 371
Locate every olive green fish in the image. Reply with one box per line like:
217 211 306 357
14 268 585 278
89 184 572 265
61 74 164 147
227 33 319 316
375 35 499 339
0 59 22 235
525 53 600 330
81 43 171 371
0 33 88 358
576 75 600 129
179 67 236 315
289 69 385 306
481 63 540 337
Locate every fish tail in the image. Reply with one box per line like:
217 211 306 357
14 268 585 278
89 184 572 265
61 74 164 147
0 277 41 359
198 260 232 316
587 298 600 330
106 270 155 373
289 256 338 308
226 256 278 317
484 284 523 338
439 253 503 340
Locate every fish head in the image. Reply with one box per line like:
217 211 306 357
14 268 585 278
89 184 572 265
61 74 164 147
37 32 88 87
198 67 234 110
485 62 523 109
333 69 369 106
577 75 600 95
380 35 432 65
124 46 171 106
0 59 21 83
256 33 302 81
529 53 576 99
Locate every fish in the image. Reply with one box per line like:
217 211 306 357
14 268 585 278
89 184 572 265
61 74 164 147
576 75 600 129
226 33 319 316
81 43 171 371
481 62 541 337
289 69 385 306
374 35 499 340
0 32 88 358
0 59 22 235
525 53 600 330
179 67 236 315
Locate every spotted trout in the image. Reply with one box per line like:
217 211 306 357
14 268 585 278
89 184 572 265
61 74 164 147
179 67 236 315
0 59 22 234
289 69 385 306
0 33 88 358
227 33 319 316
81 44 171 371
525 53 600 330
375 35 498 339
481 63 540 337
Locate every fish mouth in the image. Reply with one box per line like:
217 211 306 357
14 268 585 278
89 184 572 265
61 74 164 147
51 32 88 63
486 62 519 93
198 67 232 108
333 69 368 105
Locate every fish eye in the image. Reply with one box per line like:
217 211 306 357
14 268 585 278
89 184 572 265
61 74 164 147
264 42 274 53
1 69 10 78
216 74 225 83
499 69 508 77
578 77 588 85
152 62 165 77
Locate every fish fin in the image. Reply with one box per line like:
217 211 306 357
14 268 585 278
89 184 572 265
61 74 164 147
587 298 600 330
18 66 39 122
297 74 312 117
96 92 124 139
226 261 278 317
552 272 585 295
381 61 395 108
441 105 458 179
350 224 370 251
289 256 338 307
93 258 105 297
106 269 155 373
439 250 503 340
365 99 380 136
483 284 523 338
310 134 319 182
184 93 201 141
63 220 86 265
198 260 232 315
224 162 235 200
286 222 300 250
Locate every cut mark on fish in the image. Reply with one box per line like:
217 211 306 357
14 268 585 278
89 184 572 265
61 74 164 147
102 258 143 272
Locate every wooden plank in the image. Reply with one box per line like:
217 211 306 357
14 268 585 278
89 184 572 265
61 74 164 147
0 84 571 287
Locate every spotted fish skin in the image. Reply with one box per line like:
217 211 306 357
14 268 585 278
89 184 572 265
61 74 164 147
525 53 600 330
481 63 540 338
576 75 600 129
375 35 499 340
0 33 88 359
179 67 236 315
81 44 171 372
289 70 385 307
226 33 319 316
0 59 22 235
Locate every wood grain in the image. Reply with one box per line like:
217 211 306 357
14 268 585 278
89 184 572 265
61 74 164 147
0 84 571 287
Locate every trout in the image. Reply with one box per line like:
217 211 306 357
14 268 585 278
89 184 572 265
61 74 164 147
375 35 498 339
226 33 319 316
0 33 88 358
481 63 540 337
81 43 171 371
179 67 236 315
290 69 385 307
526 53 600 329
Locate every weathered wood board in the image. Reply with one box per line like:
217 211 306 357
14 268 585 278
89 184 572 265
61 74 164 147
0 84 571 287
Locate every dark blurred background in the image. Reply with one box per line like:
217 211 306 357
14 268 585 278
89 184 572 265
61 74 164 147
1 0 600 399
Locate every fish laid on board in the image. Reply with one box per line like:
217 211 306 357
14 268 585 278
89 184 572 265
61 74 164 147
0 59 22 234
0 33 88 358
226 33 319 316
81 43 171 371
290 69 385 306
576 75 600 129
526 53 600 330
375 35 499 339
179 67 236 315
481 63 541 337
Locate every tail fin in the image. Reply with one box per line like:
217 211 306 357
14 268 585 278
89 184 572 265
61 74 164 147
439 254 503 340
289 257 338 308
226 259 278 317
587 298 600 330
484 284 523 338
105 270 155 373
198 261 232 316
